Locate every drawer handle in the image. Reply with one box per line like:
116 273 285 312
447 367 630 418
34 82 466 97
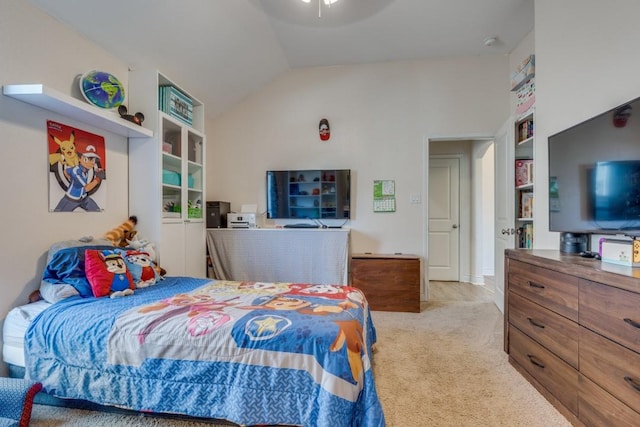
624 318 640 329
527 354 545 369
528 281 545 289
624 376 640 393
527 317 545 329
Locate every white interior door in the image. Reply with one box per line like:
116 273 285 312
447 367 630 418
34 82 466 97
428 157 460 281
494 119 515 312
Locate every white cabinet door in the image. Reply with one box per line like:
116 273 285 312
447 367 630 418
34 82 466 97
185 221 206 278
160 222 186 276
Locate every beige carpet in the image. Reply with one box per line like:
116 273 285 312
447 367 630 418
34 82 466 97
29 290 571 426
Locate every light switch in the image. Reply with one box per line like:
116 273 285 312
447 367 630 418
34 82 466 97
410 193 421 204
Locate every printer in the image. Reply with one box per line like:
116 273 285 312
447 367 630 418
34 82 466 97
227 213 257 228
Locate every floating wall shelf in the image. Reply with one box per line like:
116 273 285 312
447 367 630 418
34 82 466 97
3 84 153 138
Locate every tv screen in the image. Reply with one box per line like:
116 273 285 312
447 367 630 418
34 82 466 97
266 169 351 220
594 161 640 222
548 97 640 233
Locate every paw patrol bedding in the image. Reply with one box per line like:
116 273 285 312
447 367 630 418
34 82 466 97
24 277 385 427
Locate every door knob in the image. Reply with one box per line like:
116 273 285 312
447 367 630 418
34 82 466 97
452 224 458 229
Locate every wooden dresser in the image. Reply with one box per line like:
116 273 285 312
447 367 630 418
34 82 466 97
505 249 640 426
350 253 421 313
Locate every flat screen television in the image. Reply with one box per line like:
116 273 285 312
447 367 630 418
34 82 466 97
548 97 640 234
266 169 351 220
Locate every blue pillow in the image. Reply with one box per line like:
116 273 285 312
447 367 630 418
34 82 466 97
42 246 114 297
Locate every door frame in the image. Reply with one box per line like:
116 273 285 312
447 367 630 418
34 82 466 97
424 136 496 299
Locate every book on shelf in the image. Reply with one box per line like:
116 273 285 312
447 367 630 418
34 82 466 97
518 223 533 248
517 118 534 142
515 159 533 187
520 191 533 218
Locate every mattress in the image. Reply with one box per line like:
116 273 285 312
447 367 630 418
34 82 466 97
2 300 51 367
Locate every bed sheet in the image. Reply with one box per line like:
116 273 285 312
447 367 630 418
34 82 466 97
2 300 51 367
24 277 385 427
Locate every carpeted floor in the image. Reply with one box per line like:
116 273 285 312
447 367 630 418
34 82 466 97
29 284 571 426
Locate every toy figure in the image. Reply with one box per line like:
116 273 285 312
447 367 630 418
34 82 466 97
100 251 134 298
125 250 158 288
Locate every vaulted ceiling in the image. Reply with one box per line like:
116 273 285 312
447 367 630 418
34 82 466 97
30 0 534 119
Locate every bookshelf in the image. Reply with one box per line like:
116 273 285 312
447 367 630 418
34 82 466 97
514 108 534 249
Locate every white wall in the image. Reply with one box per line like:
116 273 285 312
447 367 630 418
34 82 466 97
534 0 640 249
206 57 511 262
0 0 130 373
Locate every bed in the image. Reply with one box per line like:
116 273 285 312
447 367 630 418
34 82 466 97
2 239 385 427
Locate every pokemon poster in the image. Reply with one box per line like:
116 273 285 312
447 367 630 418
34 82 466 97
48 120 107 212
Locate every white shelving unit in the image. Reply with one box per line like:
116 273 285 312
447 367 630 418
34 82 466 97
128 69 206 278
2 84 153 138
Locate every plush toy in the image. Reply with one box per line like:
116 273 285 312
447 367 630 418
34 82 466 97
122 250 162 288
125 234 166 276
118 105 145 126
103 216 138 247
85 249 135 298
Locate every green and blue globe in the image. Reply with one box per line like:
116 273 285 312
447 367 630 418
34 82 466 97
80 70 125 109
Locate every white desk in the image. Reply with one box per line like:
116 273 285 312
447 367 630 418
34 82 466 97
206 228 350 284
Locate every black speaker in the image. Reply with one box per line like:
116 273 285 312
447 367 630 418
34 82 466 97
560 232 588 254
206 201 230 228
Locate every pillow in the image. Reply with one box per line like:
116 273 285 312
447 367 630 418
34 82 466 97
40 238 115 303
119 249 162 288
85 249 135 298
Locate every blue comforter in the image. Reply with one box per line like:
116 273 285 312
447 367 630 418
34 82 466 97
25 277 385 426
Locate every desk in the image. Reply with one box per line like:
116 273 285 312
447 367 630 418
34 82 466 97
206 228 350 284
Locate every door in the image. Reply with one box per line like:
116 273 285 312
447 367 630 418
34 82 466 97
428 157 460 281
494 118 515 312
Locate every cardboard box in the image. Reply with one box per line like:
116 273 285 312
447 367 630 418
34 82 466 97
600 238 639 267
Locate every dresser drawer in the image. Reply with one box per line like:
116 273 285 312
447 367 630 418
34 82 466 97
509 325 579 413
508 291 578 368
579 374 640 427
580 279 640 354
508 259 579 321
580 326 640 415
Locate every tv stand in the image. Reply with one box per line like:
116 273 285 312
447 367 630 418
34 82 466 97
206 228 349 284
505 249 640 425
559 232 588 254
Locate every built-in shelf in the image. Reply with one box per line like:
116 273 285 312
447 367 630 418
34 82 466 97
3 84 153 138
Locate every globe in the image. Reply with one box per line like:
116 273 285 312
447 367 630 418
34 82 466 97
79 70 125 109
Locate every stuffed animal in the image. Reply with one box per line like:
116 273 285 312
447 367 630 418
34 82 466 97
103 216 138 247
122 250 162 288
125 234 166 276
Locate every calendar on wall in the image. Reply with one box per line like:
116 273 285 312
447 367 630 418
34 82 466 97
373 180 396 212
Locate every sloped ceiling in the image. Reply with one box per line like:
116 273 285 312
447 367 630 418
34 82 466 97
29 0 534 119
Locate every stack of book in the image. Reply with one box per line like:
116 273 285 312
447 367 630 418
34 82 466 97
519 223 533 248
159 85 193 126
520 191 534 218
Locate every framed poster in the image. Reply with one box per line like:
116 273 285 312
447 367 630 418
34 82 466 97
48 120 106 212
373 180 396 212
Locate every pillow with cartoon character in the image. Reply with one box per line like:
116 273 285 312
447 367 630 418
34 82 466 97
85 249 135 298
119 249 162 288
40 238 115 301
